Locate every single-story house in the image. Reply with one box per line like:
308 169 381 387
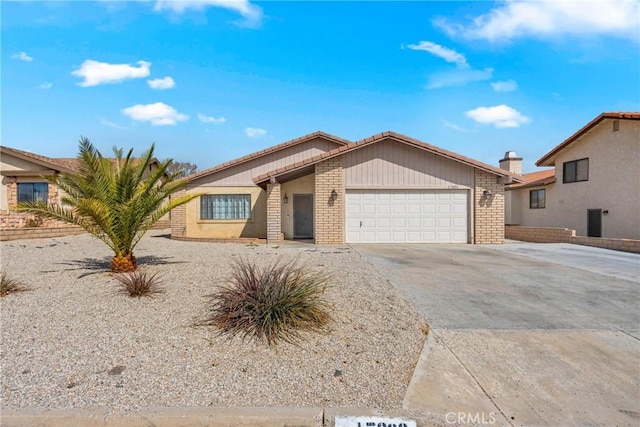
171 131 522 244
501 112 640 240
0 145 164 228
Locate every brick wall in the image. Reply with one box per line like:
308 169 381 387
474 169 505 244
266 183 282 243
0 210 71 228
170 189 187 238
0 226 85 241
505 225 575 243
315 158 343 245
506 225 640 253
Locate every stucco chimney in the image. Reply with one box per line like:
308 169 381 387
499 151 522 174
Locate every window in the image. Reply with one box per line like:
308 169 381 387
17 183 48 203
563 158 588 183
200 194 251 220
529 189 545 209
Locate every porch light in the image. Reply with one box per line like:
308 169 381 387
482 190 492 199
283 194 288 204
331 189 338 201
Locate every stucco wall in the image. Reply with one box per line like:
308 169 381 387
511 119 640 239
182 186 267 239
280 174 315 240
1 152 61 210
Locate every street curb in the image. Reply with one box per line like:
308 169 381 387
0 406 441 427
0 406 324 427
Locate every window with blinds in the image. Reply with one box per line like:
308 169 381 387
200 194 251 220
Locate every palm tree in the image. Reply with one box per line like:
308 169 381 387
17 137 198 272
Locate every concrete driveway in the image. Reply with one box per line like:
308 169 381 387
354 243 640 426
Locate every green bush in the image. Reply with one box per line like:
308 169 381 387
0 272 29 297
202 258 332 345
115 270 163 298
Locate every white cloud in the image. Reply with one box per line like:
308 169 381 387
12 52 33 62
154 0 263 27
99 116 126 129
442 119 472 133
147 76 175 90
427 67 493 89
122 102 189 126
72 60 151 87
435 0 639 42
466 105 531 128
491 80 518 92
198 113 226 124
244 127 266 138
406 41 468 68
39 82 53 90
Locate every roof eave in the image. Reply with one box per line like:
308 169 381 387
536 112 640 166
254 132 523 185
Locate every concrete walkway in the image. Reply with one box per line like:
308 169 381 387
354 243 640 427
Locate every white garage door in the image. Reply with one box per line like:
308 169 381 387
346 190 468 243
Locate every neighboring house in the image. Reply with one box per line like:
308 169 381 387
0 146 75 226
0 145 163 228
171 131 521 245
502 112 640 240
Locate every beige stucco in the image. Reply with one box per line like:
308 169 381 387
280 174 315 240
182 186 267 239
0 152 59 209
509 118 640 239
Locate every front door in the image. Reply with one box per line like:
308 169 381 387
293 194 314 239
587 209 602 237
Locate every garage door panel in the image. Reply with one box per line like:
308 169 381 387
438 204 452 214
453 204 467 214
346 189 468 243
378 217 391 227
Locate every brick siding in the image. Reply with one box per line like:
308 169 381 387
266 183 282 243
474 169 505 244
506 225 640 254
170 189 187 238
314 158 343 244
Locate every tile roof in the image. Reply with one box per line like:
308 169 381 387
186 131 351 182
507 169 556 190
1 145 160 175
253 131 524 185
536 112 640 167
0 146 76 173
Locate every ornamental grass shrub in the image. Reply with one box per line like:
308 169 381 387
115 270 163 298
202 257 332 346
0 272 29 297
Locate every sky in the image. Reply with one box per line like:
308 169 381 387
2 0 639 173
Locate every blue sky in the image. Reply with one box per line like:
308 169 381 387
2 0 639 173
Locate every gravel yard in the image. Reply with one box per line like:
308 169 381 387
0 230 426 413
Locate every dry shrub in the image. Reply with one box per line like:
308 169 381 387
115 270 163 298
1 272 29 297
201 257 332 346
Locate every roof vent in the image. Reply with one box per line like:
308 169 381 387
504 151 518 159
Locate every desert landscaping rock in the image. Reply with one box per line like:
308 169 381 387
0 231 425 413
